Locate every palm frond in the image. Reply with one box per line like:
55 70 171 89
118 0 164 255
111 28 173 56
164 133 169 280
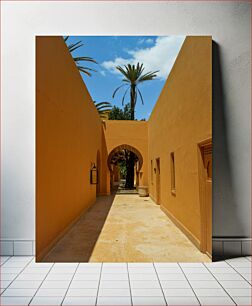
64 36 97 77
125 64 136 83
99 113 110 119
94 101 112 119
77 67 92 77
136 63 145 80
112 84 127 98
94 101 111 108
73 56 98 64
76 65 97 73
116 65 130 80
68 41 83 53
137 88 144 105
138 70 159 83
121 87 130 106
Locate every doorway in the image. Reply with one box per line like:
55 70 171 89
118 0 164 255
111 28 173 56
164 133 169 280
107 144 143 193
198 140 212 257
156 158 161 205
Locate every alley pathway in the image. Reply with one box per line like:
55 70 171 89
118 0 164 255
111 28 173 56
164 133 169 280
43 194 210 262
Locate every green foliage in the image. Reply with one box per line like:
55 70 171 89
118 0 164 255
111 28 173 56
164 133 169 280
118 160 127 179
108 103 131 120
64 36 97 77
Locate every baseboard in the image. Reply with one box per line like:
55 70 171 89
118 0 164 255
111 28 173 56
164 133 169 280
212 237 252 259
161 205 201 251
149 194 159 204
0 239 35 256
2 237 251 259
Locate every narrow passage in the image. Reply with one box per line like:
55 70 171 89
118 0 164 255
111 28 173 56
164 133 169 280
43 194 210 262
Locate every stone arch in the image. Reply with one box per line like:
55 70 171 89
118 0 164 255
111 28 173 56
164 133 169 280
107 144 143 171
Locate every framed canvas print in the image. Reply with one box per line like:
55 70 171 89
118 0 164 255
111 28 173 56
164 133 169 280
36 35 212 262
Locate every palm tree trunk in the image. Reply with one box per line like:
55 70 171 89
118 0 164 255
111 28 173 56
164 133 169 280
125 83 136 188
130 84 136 120
125 151 135 188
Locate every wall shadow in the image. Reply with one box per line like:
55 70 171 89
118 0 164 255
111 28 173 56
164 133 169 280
212 42 245 260
41 193 116 262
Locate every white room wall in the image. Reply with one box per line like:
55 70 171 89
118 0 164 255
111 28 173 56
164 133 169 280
1 1 250 257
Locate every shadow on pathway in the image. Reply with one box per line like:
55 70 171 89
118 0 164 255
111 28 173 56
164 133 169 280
42 193 116 262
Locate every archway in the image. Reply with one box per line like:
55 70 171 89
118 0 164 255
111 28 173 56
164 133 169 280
107 144 143 192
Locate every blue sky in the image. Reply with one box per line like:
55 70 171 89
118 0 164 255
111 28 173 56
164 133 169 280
66 36 185 120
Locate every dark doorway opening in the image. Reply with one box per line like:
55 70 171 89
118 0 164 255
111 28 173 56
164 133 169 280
107 144 143 194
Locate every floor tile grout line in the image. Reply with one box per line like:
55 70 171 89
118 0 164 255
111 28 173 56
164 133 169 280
203 262 238 305
225 258 251 264
0 256 13 293
126 262 133 306
225 260 252 286
1 258 250 306
243 257 251 262
61 262 80 306
0 256 12 266
177 263 202 306
224 262 252 286
153 262 168 306
0 256 34 297
28 260 55 306
95 262 103 306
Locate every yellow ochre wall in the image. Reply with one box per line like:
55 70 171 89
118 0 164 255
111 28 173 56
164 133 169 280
148 36 212 248
36 36 104 259
103 120 148 186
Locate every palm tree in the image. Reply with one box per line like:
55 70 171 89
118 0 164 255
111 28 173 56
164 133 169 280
64 37 111 119
112 63 158 120
94 101 112 119
112 63 158 188
64 36 97 77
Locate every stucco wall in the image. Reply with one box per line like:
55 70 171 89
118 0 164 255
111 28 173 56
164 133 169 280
148 36 212 247
103 120 148 186
36 37 102 258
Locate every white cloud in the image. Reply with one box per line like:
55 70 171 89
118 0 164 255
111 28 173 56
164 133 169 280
145 38 154 44
138 38 154 45
100 70 106 76
101 36 185 80
138 38 145 44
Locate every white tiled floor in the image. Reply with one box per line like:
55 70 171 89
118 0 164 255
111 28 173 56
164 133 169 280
0 256 251 305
